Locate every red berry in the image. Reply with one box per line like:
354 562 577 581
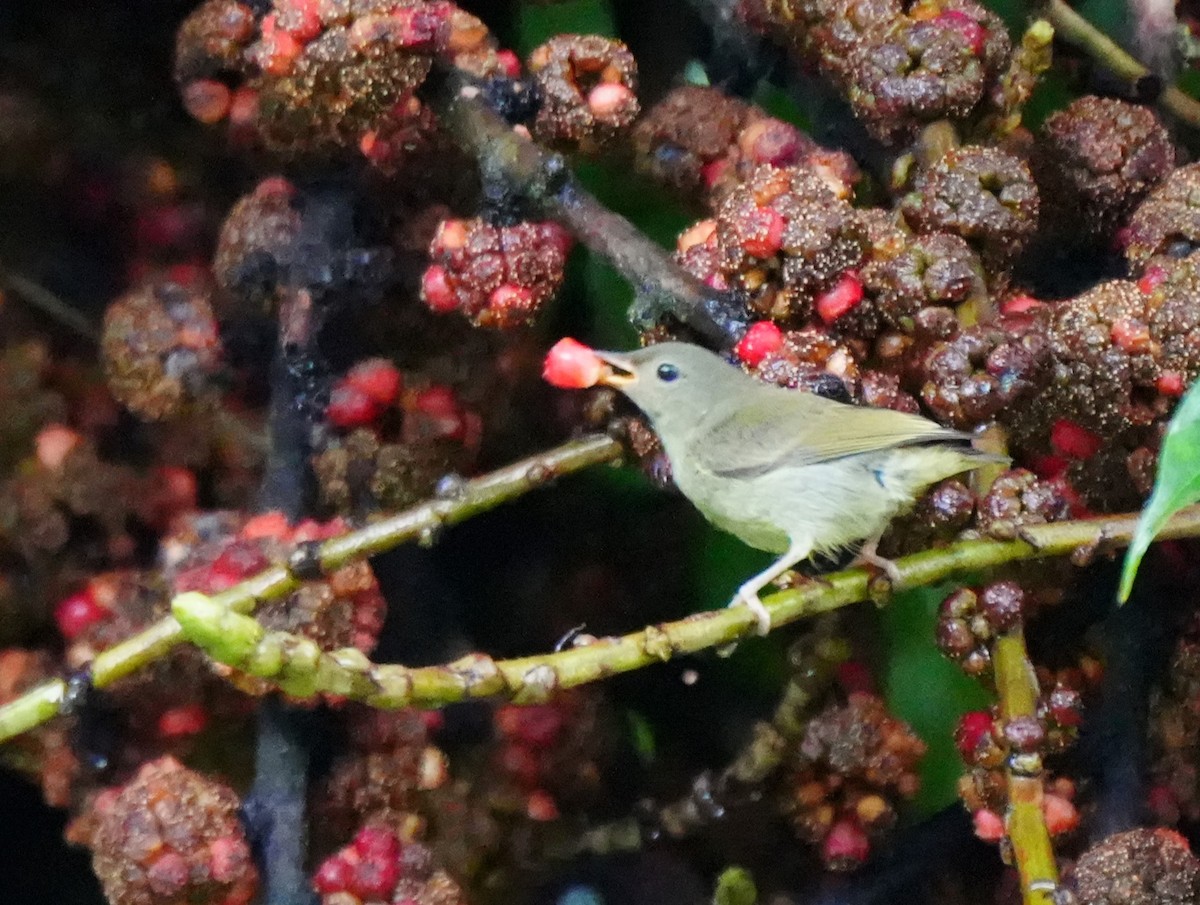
1042 793 1079 835
353 825 401 864
1001 294 1043 316
972 808 1005 841
822 819 870 867
587 83 636 120
498 704 564 748
1050 418 1102 460
36 424 81 470
409 385 468 443
146 852 190 896
327 385 380 429
741 207 786 259
835 660 874 695
157 704 209 738
209 836 249 884
954 711 994 761
276 0 322 41
526 789 560 821
488 283 535 316
934 9 987 55
1110 317 1152 353
543 338 605 389
420 264 457 313
1138 264 1168 294
346 359 402 408
351 855 400 900
734 321 784 367
701 157 731 191
313 855 354 894
55 589 109 640
1158 371 1186 396
496 49 521 78
816 271 864 323
182 79 232 124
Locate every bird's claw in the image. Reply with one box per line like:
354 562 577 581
730 590 772 636
857 548 903 587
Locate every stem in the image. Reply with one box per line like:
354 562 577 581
247 288 325 905
5 467 1200 740
994 630 1060 905
423 66 750 348
0 268 100 342
0 433 623 743
1043 0 1200 129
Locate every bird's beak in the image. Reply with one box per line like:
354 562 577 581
594 351 638 388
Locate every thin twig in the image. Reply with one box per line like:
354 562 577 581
423 65 750 348
1043 0 1200 129
0 269 100 342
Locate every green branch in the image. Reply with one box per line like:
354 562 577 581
0 433 624 743
5 454 1200 744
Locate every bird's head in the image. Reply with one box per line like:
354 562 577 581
595 342 741 432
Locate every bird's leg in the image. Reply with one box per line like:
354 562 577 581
855 534 903 586
730 539 812 636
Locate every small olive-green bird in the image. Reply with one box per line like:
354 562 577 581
593 342 1001 634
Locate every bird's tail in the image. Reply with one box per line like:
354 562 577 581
893 444 1009 493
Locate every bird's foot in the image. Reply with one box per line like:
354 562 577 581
729 589 772 636
856 546 903 591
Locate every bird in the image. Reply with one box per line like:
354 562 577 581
589 341 1003 635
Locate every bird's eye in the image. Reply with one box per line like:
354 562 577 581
656 363 680 383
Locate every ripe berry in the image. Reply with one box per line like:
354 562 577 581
822 819 870 868
1050 418 1102 460
313 856 353 894
345 359 402 408
735 321 785 367
816 271 865 323
955 711 994 761
740 207 786 259
973 808 1006 841
543 338 605 389
327 385 380 430
55 588 109 640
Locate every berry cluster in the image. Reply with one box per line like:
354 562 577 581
174 0 506 164
779 692 926 870
743 0 1013 142
80 757 258 905
313 824 466 905
490 690 614 822
633 85 858 204
1072 828 1200 905
318 707 449 844
527 35 639 152
101 278 224 421
421 217 573 328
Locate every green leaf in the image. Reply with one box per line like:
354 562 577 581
1119 378 1200 601
878 584 991 814
713 867 757 905
624 709 657 764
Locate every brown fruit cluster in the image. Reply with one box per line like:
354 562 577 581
174 0 505 163
318 707 448 845
1035 96 1175 243
420 217 573 328
779 692 926 870
1123 162 1200 270
101 278 224 421
82 757 258 905
1073 828 1200 905
900 145 1040 273
633 85 858 204
744 0 1012 142
528 34 639 151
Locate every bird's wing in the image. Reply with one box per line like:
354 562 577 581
690 393 970 479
